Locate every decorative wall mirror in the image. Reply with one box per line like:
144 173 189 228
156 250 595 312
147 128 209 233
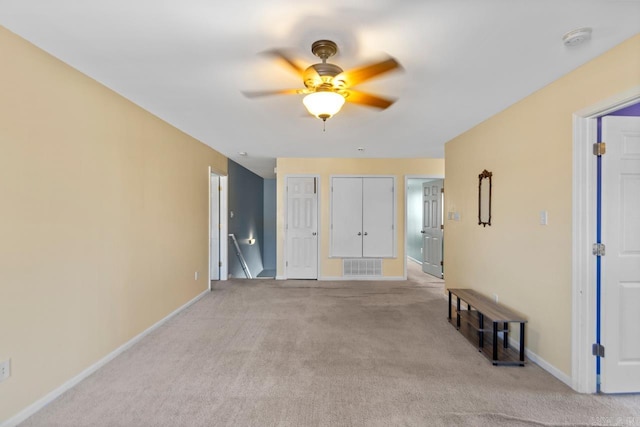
478 169 492 227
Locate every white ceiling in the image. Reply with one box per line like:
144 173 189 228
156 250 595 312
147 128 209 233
1 1 639 178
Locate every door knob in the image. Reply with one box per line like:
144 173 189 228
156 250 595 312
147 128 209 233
357 232 362 236
364 232 368 236
421 230 426 234
312 232 317 236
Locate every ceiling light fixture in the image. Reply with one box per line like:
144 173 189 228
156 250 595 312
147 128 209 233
302 91 346 122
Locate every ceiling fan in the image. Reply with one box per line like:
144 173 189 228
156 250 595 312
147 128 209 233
244 40 402 123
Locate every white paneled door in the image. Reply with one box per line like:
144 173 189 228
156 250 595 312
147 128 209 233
330 177 363 257
422 180 443 277
362 177 394 257
601 116 640 393
286 177 318 279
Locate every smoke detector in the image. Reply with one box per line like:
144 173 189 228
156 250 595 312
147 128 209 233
563 27 592 47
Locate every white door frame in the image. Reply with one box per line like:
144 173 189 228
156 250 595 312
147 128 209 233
571 85 640 393
209 167 228 289
404 175 444 280
284 174 320 279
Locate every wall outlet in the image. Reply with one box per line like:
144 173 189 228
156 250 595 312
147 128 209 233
493 294 499 303
0 358 10 382
194 271 199 280
539 210 548 225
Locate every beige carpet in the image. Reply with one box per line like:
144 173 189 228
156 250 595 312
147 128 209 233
20 278 640 426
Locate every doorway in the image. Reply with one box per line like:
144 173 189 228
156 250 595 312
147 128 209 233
209 170 228 287
284 175 319 279
572 90 640 393
405 175 444 280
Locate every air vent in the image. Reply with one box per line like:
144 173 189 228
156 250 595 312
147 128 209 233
343 259 382 277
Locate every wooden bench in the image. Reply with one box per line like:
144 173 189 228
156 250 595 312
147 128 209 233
447 288 527 366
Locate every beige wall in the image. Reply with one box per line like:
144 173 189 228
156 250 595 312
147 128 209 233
444 34 640 377
276 158 445 278
0 27 227 421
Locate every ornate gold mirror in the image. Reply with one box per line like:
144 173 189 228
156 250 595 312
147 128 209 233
478 170 492 227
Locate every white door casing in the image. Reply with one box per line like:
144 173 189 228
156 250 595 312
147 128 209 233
422 180 443 277
286 176 318 279
210 174 220 281
601 116 640 393
330 176 395 258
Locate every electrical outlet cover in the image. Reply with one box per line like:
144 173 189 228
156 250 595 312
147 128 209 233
0 358 10 382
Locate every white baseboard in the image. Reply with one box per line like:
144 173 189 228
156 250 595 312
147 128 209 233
407 256 422 265
275 275 286 280
508 336 572 388
320 276 405 281
1 289 209 427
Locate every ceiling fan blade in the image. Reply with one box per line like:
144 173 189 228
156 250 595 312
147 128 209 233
262 49 306 76
242 89 303 98
344 90 396 110
336 57 401 87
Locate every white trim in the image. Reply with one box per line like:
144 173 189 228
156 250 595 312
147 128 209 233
571 86 640 393
407 256 422 265
219 176 228 280
508 337 572 388
283 174 320 280
320 276 405 281
1 290 209 427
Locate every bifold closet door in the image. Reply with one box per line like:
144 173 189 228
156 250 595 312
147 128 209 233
331 177 363 257
362 177 394 257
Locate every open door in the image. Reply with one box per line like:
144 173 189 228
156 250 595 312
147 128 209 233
600 116 640 393
422 180 443 277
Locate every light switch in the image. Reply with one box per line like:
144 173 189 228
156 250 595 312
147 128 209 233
539 211 548 225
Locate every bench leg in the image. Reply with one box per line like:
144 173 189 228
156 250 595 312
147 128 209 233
456 297 461 329
448 291 452 320
478 313 484 350
503 322 509 349
492 322 498 364
519 322 526 365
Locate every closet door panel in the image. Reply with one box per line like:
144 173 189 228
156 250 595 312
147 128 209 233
331 177 363 257
362 177 394 257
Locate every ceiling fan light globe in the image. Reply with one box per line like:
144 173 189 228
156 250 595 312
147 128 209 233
303 92 345 120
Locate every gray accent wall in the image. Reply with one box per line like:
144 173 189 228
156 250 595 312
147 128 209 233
228 160 264 278
263 179 277 271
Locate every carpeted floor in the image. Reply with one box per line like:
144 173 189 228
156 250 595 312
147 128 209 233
20 277 640 426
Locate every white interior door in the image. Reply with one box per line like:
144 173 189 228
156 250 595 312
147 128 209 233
601 116 640 393
422 180 443 277
331 177 363 257
210 174 220 281
362 177 394 257
286 177 318 279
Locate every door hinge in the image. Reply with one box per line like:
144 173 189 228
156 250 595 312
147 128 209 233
441 188 444 193
592 343 605 358
218 186 222 191
218 223 221 230
593 142 606 156
592 243 606 256
440 261 444 266
286 261 288 267
440 224 444 230
219 261 222 267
